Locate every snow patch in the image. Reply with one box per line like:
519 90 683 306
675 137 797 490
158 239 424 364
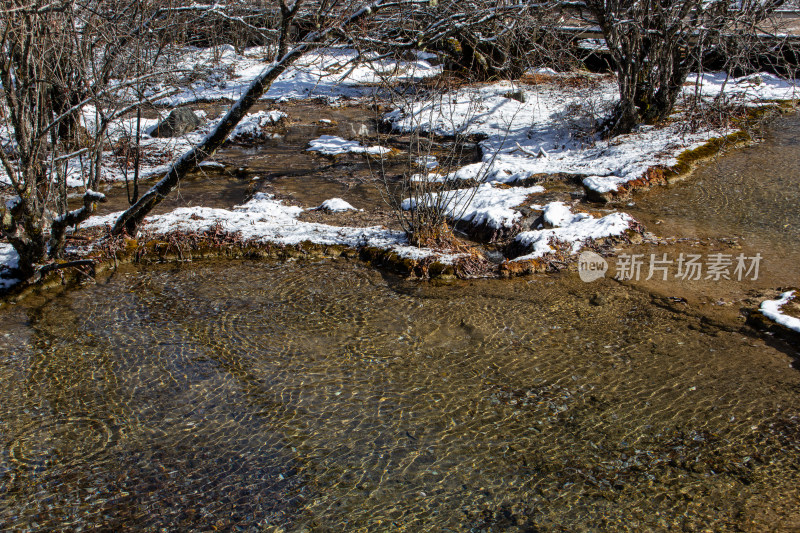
513 203 634 260
416 155 439 169
386 73 799 197
228 110 287 142
316 198 358 212
760 291 800 333
542 201 575 227
401 182 545 229
0 243 19 271
307 135 391 156
0 243 20 290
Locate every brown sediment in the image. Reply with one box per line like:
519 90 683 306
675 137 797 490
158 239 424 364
297 204 400 229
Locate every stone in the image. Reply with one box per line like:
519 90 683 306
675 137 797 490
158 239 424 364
149 108 203 137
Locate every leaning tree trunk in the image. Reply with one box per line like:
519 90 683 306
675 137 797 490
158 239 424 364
112 0 389 237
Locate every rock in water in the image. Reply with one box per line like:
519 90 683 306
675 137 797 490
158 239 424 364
150 108 203 137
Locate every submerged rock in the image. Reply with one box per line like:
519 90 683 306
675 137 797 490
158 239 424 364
589 292 609 306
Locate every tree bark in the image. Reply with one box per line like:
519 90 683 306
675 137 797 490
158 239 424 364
48 190 107 258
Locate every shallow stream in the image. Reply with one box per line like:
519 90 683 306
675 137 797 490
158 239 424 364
0 261 798 531
1 110 799 531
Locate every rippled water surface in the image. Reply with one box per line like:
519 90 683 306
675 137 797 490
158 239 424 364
628 111 800 268
3 109 800 532
0 260 798 531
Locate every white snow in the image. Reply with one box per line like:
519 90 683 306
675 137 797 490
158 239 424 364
228 110 287 142
0 243 20 290
0 243 19 271
307 135 391 156
386 73 799 196
85 193 466 265
409 172 445 183
81 211 124 229
760 291 800 332
160 47 441 106
316 198 358 212
401 183 545 230
513 202 634 261
416 155 439 169
542 201 574 227
687 72 799 102
578 39 610 52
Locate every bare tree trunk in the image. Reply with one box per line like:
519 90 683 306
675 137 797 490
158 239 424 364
48 190 107 258
277 0 301 61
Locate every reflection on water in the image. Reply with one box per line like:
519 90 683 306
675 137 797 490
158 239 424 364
0 260 798 531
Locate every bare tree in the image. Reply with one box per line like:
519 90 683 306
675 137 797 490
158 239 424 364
0 0 184 277
579 0 785 135
0 0 533 277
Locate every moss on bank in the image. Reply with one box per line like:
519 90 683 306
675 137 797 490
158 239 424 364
584 103 796 203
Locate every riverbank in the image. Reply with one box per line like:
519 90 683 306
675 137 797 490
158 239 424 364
1 47 799 342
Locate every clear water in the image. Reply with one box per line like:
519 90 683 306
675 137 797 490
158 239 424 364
0 261 798 531
3 110 800 532
627 111 800 271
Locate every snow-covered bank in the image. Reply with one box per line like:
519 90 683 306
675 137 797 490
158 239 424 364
83 193 466 266
156 47 440 106
386 72 798 199
3 43 797 286
512 202 636 261
401 182 545 230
